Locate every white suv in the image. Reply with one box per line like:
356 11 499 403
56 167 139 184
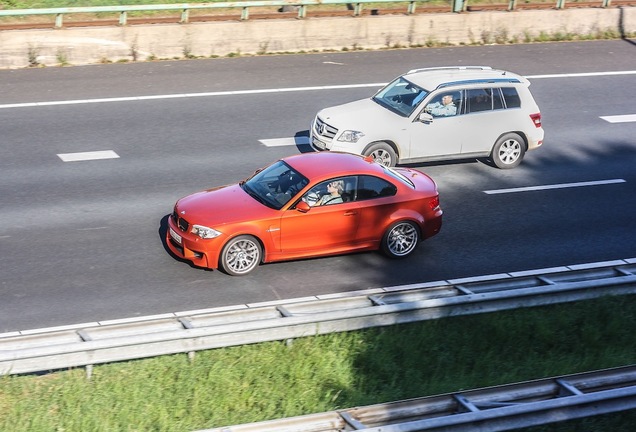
310 66 544 169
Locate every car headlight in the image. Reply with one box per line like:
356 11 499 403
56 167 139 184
337 130 365 143
191 224 221 239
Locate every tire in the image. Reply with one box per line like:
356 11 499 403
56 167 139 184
364 142 397 167
219 235 262 276
490 133 525 169
381 221 420 258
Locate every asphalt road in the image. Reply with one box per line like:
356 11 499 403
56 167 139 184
1 40 635 333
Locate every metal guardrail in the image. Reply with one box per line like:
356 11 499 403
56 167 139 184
197 365 636 431
0 0 618 28
1 258 635 377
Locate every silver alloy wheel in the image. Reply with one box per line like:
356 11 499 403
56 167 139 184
491 133 525 169
221 235 261 276
364 142 397 167
497 139 521 164
371 149 392 166
383 221 419 257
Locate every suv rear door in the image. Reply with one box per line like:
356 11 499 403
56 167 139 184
459 87 522 155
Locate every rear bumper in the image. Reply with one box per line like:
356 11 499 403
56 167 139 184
422 210 443 239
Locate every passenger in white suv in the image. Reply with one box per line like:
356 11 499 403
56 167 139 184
310 66 544 169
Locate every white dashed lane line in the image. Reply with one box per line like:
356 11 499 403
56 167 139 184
600 114 636 123
259 136 310 147
57 150 120 162
484 179 626 195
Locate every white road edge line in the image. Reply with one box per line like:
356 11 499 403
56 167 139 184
484 179 626 195
57 150 120 162
2 70 636 110
0 83 386 110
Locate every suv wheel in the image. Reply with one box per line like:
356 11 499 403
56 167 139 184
364 142 397 167
491 133 525 169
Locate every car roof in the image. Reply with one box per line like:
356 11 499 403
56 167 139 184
401 66 529 91
282 151 383 179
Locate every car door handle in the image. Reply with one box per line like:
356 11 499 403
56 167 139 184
343 211 358 216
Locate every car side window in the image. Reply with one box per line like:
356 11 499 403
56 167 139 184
501 87 521 108
356 175 397 201
424 92 459 118
466 88 493 113
302 176 357 207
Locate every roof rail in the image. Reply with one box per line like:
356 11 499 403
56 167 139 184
436 77 522 89
406 66 493 74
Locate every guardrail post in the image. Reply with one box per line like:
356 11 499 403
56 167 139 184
602 0 611 6
298 5 307 18
119 11 127 26
55 13 63 28
452 0 465 12
180 8 189 23
508 0 517 10
241 6 249 20
407 1 417 14
354 2 362 16
556 0 566 9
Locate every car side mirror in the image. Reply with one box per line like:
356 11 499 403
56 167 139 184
296 201 311 213
419 112 434 123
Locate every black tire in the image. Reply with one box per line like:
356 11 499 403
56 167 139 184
381 221 420 258
219 235 262 276
364 142 397 167
490 133 525 169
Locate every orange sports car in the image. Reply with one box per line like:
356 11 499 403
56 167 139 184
166 152 442 276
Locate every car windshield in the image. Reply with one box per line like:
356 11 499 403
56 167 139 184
242 160 309 210
372 77 429 117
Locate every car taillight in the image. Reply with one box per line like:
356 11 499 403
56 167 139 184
429 195 440 210
530 113 542 128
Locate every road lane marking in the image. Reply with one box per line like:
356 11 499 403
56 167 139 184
600 114 636 123
484 179 625 195
0 83 385 110
525 71 636 79
2 70 635 110
259 136 310 147
57 150 120 162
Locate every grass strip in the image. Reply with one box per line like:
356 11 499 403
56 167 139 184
0 295 635 431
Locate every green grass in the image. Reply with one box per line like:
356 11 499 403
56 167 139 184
1 295 635 431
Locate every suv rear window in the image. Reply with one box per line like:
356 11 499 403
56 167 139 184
501 87 521 108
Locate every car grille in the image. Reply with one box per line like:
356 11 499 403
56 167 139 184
173 211 189 232
314 116 338 139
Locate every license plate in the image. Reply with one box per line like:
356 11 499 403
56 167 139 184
312 137 326 150
169 227 182 244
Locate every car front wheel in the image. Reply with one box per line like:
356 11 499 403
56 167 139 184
381 221 420 258
219 235 262 276
490 133 525 169
364 142 397 167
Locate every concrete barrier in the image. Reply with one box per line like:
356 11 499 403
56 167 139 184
0 7 634 69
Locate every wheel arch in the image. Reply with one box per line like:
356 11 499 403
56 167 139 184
220 231 268 265
494 130 529 152
362 140 401 160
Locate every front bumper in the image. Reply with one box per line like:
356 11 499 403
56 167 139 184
166 217 222 269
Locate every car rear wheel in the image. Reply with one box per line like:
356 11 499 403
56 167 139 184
219 235 262 276
364 142 397 167
491 133 525 169
381 221 420 258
